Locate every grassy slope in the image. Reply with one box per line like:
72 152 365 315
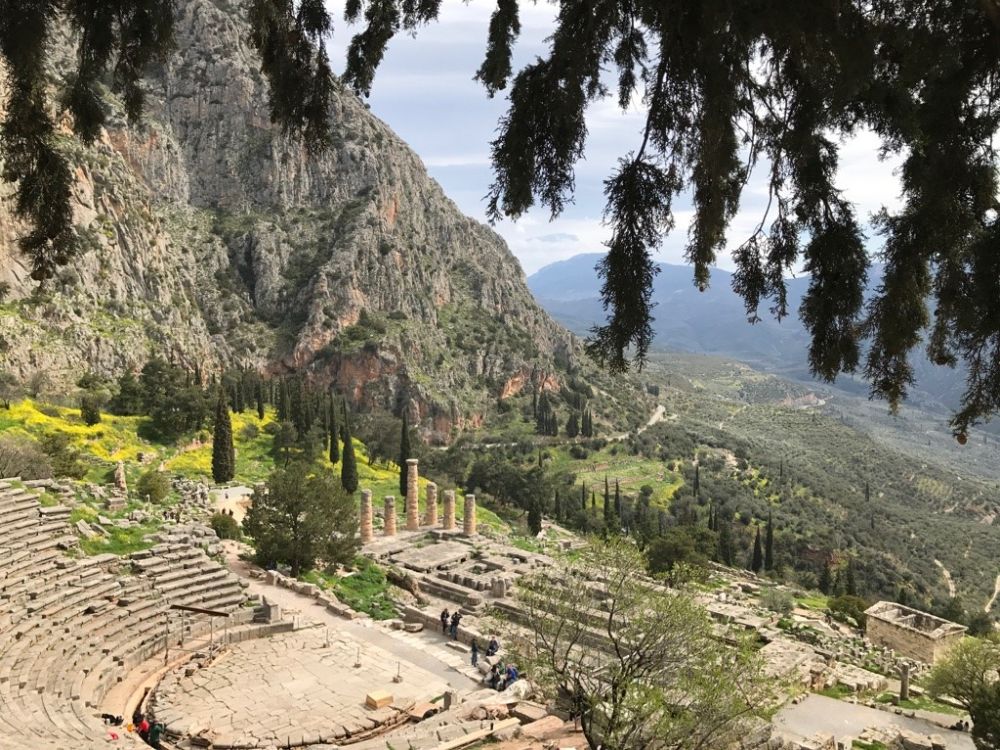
0 398 507 538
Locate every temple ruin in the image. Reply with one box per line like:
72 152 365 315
359 460 475 542
864 601 967 664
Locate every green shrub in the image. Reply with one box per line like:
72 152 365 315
80 395 102 425
136 470 170 503
759 588 795 615
240 422 259 441
828 594 868 628
210 512 241 540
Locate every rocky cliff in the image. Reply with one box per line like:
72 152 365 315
0 0 638 440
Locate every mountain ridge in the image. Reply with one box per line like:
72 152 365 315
0 0 645 441
528 253 968 416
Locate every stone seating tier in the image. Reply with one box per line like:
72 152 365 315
0 486 242 749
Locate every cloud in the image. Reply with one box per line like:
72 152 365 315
321 1 904 280
531 232 580 243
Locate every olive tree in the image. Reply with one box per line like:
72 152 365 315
506 539 768 750
928 635 1000 750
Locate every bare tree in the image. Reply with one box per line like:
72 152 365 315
506 539 768 750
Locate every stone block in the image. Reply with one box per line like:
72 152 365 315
403 622 424 633
521 715 564 740
365 690 393 709
512 702 548 724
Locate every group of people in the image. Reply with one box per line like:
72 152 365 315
101 709 164 748
435 610 517 691
487 660 519 691
439 608 463 639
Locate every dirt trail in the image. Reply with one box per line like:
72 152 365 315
934 559 957 599
985 573 1000 613
611 404 668 441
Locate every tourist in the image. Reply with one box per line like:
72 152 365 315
450 611 462 639
131 708 143 728
486 636 500 657
440 609 450 634
504 663 519 689
149 721 165 749
470 638 479 667
570 691 584 731
489 662 503 690
137 715 151 741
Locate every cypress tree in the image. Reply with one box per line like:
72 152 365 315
750 526 763 573
255 382 265 420
819 561 833 595
846 558 858 596
212 388 235 484
341 407 358 493
864 481 870 503
580 483 586 512
764 512 774 571
399 412 411 496
527 500 542 536
554 491 562 520
717 518 734 566
614 480 621 516
603 477 614 529
590 491 596 512
328 398 339 465
693 462 700 497
566 411 579 438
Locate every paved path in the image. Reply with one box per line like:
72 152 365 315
774 695 974 749
211 486 253 524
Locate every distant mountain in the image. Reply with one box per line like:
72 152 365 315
528 254 967 414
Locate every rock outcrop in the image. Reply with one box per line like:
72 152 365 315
0 0 635 440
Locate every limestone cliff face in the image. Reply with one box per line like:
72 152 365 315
0 0 612 440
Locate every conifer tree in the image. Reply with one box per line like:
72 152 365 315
864 481 871 503
591 491 597 512
566 411 579 438
614 479 622 516
528 500 542 536
212 388 235 484
580 483 586 512
554 491 562 521
717 518 734 566
255 382 265 420
340 406 358 493
846 558 858 596
750 526 763 573
328 398 339 465
819 561 833 595
603 477 614 529
693 462 700 498
764 512 774 572
399 412 412 496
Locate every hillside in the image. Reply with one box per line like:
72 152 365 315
0 0 644 442
528 253 971 417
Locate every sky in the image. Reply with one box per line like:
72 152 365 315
324 1 905 276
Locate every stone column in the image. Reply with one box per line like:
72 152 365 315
383 497 397 537
463 494 477 537
405 459 420 531
442 490 456 531
899 664 910 702
360 489 374 544
424 482 438 526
